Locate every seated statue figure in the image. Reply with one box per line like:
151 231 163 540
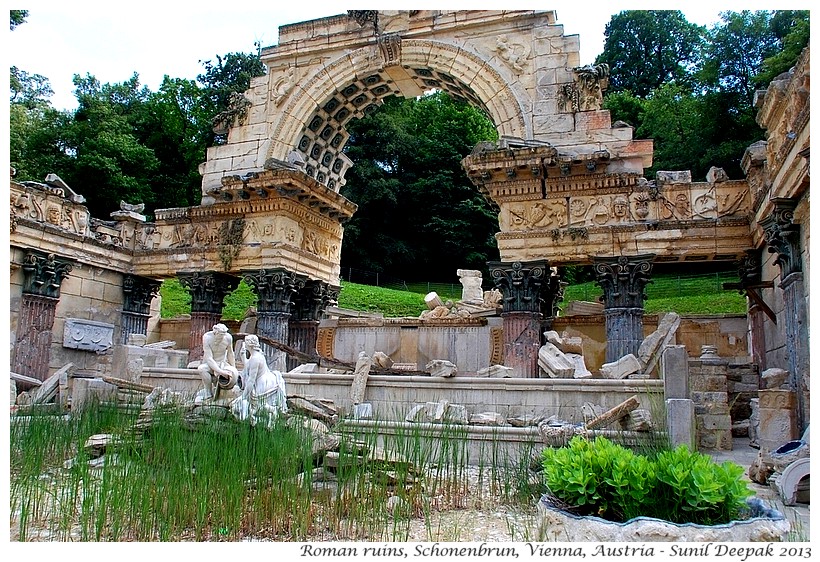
231 334 288 426
196 323 240 402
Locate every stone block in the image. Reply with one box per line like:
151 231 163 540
470 412 506 426
574 110 611 131
699 414 732 431
353 403 372 420
289 363 319 374
758 390 798 454
426 359 457 378
72 378 118 412
638 312 680 373
567 353 592 379
761 367 789 389
690 375 728 392
350 351 372 404
372 351 394 369
599 354 641 379
475 365 513 378
538 343 575 378
63 319 114 352
666 398 696 450
656 170 692 185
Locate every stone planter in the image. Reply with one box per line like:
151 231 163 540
536 496 790 542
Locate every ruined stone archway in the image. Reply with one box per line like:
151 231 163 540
266 39 529 191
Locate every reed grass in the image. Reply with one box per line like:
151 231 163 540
10 402 538 541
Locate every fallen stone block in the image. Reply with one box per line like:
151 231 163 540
470 412 506 426
353 402 373 419
585 395 640 430
538 343 575 378
638 312 680 374
372 351 394 369
351 351 372 404
599 354 642 379
621 408 653 432
426 359 457 377
559 336 584 355
567 353 592 378
289 363 319 374
475 365 513 378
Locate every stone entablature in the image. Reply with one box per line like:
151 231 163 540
463 145 753 265
131 169 357 285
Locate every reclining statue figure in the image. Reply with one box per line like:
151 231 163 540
231 334 288 427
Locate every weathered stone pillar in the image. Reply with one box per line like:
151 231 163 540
178 272 240 364
593 254 654 363
287 281 340 371
121 274 161 344
13 252 73 380
244 268 305 372
760 198 808 434
488 260 549 378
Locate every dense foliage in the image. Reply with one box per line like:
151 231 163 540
541 436 753 525
598 10 809 180
340 93 499 280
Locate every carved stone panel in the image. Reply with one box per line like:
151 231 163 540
63 318 114 352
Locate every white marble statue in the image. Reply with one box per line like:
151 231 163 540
231 334 288 427
196 323 240 402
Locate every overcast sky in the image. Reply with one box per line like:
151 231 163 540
8 1 802 112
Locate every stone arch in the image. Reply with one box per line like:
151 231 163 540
267 39 528 190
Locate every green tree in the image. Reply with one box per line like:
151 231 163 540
596 11 705 97
340 92 499 280
10 9 27 30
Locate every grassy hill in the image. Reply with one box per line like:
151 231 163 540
160 274 746 320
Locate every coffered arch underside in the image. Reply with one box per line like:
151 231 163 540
268 39 528 191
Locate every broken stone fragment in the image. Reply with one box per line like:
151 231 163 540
426 359 457 377
372 351 394 369
469 412 507 425
537 343 575 378
761 367 789 389
637 311 680 374
567 353 592 378
599 353 642 379
475 364 513 378
351 351 372 403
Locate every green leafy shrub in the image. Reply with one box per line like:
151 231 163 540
541 436 752 525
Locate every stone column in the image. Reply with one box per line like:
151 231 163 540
13 252 73 380
736 249 767 370
593 254 654 363
121 274 161 344
244 268 305 372
178 272 240 364
287 281 340 371
760 198 808 434
488 260 549 378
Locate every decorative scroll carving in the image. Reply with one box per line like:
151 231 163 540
488 260 549 313
62 318 114 352
348 10 378 33
21 252 73 298
736 249 763 289
291 280 336 321
760 198 802 278
593 254 655 310
272 67 297 106
212 92 252 135
178 272 240 314
122 274 161 315
489 326 504 365
495 35 529 74
316 327 335 359
561 63 609 112
378 33 402 67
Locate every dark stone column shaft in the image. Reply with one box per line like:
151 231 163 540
244 268 306 372
781 272 809 434
13 294 58 380
121 275 160 344
593 254 654 363
488 260 549 377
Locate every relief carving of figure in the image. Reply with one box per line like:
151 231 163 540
660 193 691 220
611 195 631 223
212 92 253 135
272 67 296 106
495 35 529 73
563 64 610 112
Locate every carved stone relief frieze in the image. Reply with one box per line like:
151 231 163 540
503 199 566 230
567 195 634 227
271 66 298 106
560 63 609 112
494 34 530 74
658 191 692 221
63 318 114 352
